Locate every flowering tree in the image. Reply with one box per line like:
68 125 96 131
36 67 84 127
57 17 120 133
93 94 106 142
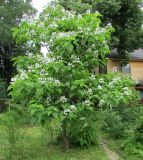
9 5 138 148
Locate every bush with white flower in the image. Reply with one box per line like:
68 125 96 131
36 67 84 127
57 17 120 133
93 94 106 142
9 5 138 148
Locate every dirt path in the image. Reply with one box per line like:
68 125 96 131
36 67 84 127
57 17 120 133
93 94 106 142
100 140 120 160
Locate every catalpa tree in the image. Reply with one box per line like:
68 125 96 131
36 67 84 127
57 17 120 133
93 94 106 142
9 5 137 148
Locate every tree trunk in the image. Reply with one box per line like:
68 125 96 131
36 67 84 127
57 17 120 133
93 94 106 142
62 120 70 150
4 57 13 87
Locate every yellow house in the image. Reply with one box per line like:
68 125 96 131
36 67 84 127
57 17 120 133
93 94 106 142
107 48 143 98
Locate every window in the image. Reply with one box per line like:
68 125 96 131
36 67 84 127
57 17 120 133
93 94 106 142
121 64 131 74
139 90 143 99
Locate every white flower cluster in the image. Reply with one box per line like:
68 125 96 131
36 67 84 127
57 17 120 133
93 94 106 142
27 64 47 73
113 77 121 82
59 96 68 103
39 77 61 86
80 117 86 121
65 82 70 87
49 23 58 28
99 78 104 84
87 88 93 95
11 69 27 84
83 100 91 106
109 77 121 88
61 10 75 20
94 27 106 35
56 31 76 39
27 65 34 73
87 47 92 53
63 105 76 115
26 52 33 58
83 123 89 128
63 109 71 115
19 69 27 80
78 14 82 19
11 77 18 83
78 26 82 31
56 56 63 60
86 9 91 14
107 23 112 27
40 69 48 76
98 85 102 90
86 28 91 32
122 87 132 96
108 81 114 88
90 74 96 81
46 96 51 104
70 105 76 110
99 99 105 107
68 62 74 68
39 77 47 84
35 63 40 69
68 9 76 17
93 50 99 57
91 44 96 48
34 54 55 65
55 79 61 86
41 57 55 65
71 55 81 64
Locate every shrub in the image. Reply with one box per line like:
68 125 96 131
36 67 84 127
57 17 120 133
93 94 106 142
67 109 98 147
134 106 143 143
120 106 143 158
0 111 26 160
103 111 125 138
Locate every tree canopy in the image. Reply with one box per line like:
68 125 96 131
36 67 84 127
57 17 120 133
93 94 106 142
9 4 138 148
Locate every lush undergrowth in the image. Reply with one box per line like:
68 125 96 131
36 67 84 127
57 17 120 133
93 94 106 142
99 105 143 159
102 134 143 160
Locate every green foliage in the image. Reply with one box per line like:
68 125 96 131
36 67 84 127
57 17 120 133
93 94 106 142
101 105 143 158
103 111 125 138
67 109 98 147
135 122 143 143
0 110 26 160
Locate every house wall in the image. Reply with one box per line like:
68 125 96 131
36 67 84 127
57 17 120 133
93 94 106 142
107 59 121 72
130 61 143 81
107 59 143 81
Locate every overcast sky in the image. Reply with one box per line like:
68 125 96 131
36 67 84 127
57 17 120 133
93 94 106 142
32 0 52 12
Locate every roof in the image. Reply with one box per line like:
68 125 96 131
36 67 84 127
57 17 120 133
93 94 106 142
108 48 143 61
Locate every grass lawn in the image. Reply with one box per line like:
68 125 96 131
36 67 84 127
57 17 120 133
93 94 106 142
0 123 109 160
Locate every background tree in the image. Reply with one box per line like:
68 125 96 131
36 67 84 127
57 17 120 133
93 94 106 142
59 0 143 60
0 0 35 86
